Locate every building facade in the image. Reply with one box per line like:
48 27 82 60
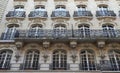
0 0 120 73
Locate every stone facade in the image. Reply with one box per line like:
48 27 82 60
0 0 120 73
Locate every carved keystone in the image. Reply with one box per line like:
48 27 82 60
97 41 105 48
70 41 77 49
15 42 23 49
43 41 50 48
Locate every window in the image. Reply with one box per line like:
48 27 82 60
24 50 39 70
77 5 86 11
54 5 67 17
98 5 108 11
56 5 66 10
52 50 67 70
3 25 18 40
78 25 90 38
109 50 120 71
102 25 116 37
14 5 24 11
35 5 45 11
0 50 13 69
53 24 66 38
28 24 43 38
80 50 97 70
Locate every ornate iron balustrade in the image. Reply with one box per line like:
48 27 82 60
1 29 120 40
51 11 70 18
6 11 26 18
20 63 40 70
73 11 93 18
96 10 116 17
79 63 100 71
28 11 48 18
0 63 11 70
49 63 70 70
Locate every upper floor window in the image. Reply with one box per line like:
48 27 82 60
14 5 24 11
35 5 45 11
55 5 66 11
77 5 86 11
102 24 116 37
98 5 108 11
78 24 90 38
0 50 13 69
2 24 19 40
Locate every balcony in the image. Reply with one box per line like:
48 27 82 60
51 10 70 19
20 63 40 70
73 11 93 20
49 63 70 70
0 63 11 70
96 10 116 20
6 11 26 19
28 11 48 19
1 29 120 42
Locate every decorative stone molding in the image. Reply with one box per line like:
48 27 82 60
54 2 67 5
14 0 27 1
14 1 26 6
70 49 78 63
95 0 109 5
34 0 47 2
74 0 88 5
97 41 105 48
43 41 50 48
97 17 116 22
15 42 23 49
34 2 46 7
70 41 77 49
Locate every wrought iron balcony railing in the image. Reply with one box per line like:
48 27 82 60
73 11 93 18
6 11 26 18
1 29 120 40
51 11 70 18
79 63 100 71
49 63 70 70
20 63 40 70
96 10 116 18
28 11 48 18
0 63 11 70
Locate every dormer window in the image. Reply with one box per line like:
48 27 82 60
14 5 24 11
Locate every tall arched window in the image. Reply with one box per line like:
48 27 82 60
28 24 43 38
23 50 39 70
0 50 13 69
80 50 96 70
102 24 116 37
52 50 67 70
53 24 66 38
78 24 90 38
109 50 120 71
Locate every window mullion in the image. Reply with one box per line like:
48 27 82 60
3 52 8 68
86 51 89 71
